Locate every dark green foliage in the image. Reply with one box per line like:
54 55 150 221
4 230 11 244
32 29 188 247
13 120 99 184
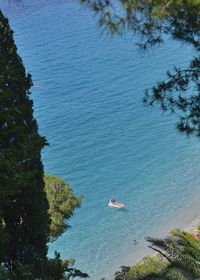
114 265 130 280
44 173 83 241
111 229 200 280
112 255 186 280
0 253 89 280
136 229 200 280
125 256 167 279
0 262 35 280
113 256 168 280
0 10 88 280
0 9 50 271
81 0 200 138
38 252 88 280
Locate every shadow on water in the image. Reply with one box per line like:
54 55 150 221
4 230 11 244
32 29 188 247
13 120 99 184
118 207 129 213
107 206 129 214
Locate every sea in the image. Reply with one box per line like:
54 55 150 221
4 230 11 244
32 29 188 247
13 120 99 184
1 0 200 279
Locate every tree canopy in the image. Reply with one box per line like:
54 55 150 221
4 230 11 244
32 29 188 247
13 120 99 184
114 256 168 280
44 173 83 241
0 9 87 279
0 9 49 272
136 229 200 280
111 229 200 280
80 0 200 137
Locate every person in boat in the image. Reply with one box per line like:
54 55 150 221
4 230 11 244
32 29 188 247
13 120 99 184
110 199 116 204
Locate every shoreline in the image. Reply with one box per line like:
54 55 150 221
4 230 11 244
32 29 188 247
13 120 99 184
183 214 200 233
159 193 200 236
105 193 200 280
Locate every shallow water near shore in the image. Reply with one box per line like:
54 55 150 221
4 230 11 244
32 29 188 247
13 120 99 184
2 0 200 278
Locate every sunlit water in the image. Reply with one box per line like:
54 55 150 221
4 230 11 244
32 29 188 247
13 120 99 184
1 1 200 278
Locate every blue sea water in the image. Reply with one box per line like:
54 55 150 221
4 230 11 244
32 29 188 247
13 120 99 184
2 0 200 278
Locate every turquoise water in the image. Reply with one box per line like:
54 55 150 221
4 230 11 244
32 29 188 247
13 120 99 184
2 1 200 278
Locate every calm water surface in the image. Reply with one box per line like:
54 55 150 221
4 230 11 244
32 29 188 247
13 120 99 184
1 1 200 278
